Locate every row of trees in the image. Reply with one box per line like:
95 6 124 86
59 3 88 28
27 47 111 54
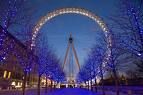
35 36 65 95
78 0 143 95
0 1 65 95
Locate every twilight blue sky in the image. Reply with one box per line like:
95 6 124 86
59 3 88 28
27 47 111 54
29 0 117 66
3 0 118 72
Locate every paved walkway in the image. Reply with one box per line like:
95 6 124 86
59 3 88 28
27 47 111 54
0 87 143 95
44 88 98 95
0 88 99 95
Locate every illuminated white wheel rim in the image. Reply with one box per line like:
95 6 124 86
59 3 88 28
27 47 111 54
31 7 112 65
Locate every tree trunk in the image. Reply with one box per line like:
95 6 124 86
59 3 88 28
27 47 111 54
100 65 105 95
51 80 53 88
88 81 90 90
90 79 93 91
45 76 48 93
53 81 56 88
94 78 97 92
22 71 27 95
37 74 41 95
84 81 86 88
101 74 105 95
113 68 120 95
49 79 53 91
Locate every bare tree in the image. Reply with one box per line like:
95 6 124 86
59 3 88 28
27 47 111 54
110 0 143 58
0 0 33 30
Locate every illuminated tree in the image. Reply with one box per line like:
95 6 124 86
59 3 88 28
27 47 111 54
90 45 106 94
0 25 13 62
78 43 106 93
35 34 65 94
0 0 33 30
78 64 91 88
110 0 143 80
133 51 143 78
78 66 89 84
110 0 143 58
35 46 49 95
0 25 35 95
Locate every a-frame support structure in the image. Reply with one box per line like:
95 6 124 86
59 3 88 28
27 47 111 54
63 34 80 82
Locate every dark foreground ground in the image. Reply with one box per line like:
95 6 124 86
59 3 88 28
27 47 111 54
0 86 143 95
0 88 97 95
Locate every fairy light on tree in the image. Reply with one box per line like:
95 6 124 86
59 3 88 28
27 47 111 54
0 26 14 62
112 0 143 58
